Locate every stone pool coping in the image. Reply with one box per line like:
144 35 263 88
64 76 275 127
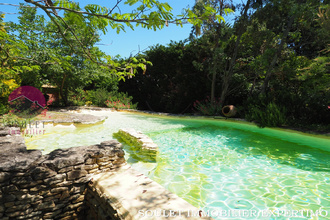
115 109 330 137
118 109 330 137
42 106 329 136
90 164 213 219
33 111 107 124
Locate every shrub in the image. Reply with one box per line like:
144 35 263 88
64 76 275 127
68 88 137 109
245 102 287 128
68 88 87 106
85 101 93 106
86 88 109 107
0 103 9 115
0 112 30 128
105 93 137 110
193 97 222 116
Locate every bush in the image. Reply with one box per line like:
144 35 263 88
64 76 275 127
0 103 9 115
193 97 222 116
68 88 137 109
68 88 87 106
0 112 29 128
105 93 137 110
86 88 109 107
245 102 287 128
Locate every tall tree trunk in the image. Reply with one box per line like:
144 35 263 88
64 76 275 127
211 66 217 103
219 0 251 105
210 0 224 104
260 15 295 94
60 74 67 106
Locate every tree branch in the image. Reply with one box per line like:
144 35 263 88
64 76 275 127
260 15 295 94
12 56 58 65
23 0 204 27
109 0 123 15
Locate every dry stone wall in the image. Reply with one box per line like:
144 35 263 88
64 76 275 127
84 186 121 220
0 126 126 220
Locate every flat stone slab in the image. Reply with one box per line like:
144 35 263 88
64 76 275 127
115 128 158 151
91 165 213 219
34 111 107 124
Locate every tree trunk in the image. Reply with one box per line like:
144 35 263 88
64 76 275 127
219 0 251 106
220 77 229 104
211 67 217 103
60 74 67 106
210 0 224 104
260 15 295 94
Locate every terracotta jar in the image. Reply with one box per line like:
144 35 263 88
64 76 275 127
222 105 237 117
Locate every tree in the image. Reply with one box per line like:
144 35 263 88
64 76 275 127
190 0 234 104
240 0 330 127
1 1 230 105
188 0 252 107
119 41 211 113
116 0 329 129
248 0 329 94
218 0 252 105
16 0 225 72
7 6 127 105
0 13 34 111
316 4 330 53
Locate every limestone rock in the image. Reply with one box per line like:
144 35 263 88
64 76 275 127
0 135 42 172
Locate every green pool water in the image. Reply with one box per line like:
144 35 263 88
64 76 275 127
25 111 330 219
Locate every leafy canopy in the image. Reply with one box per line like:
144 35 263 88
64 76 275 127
17 0 230 74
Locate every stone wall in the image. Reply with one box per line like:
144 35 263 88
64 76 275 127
84 186 121 220
0 127 126 220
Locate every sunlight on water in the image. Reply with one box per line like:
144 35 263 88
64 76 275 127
25 111 330 219
142 126 330 219
25 111 188 153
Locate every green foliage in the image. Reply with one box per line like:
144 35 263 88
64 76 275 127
85 101 93 107
105 94 138 110
2 0 328 133
193 97 222 116
0 14 22 105
68 88 137 109
27 0 177 34
86 88 111 107
298 56 330 91
68 88 87 106
289 56 330 124
0 103 9 115
3 3 158 107
245 101 287 128
117 0 329 133
188 0 234 37
0 112 30 128
119 41 213 113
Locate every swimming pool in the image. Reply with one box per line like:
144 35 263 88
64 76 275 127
25 111 330 219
